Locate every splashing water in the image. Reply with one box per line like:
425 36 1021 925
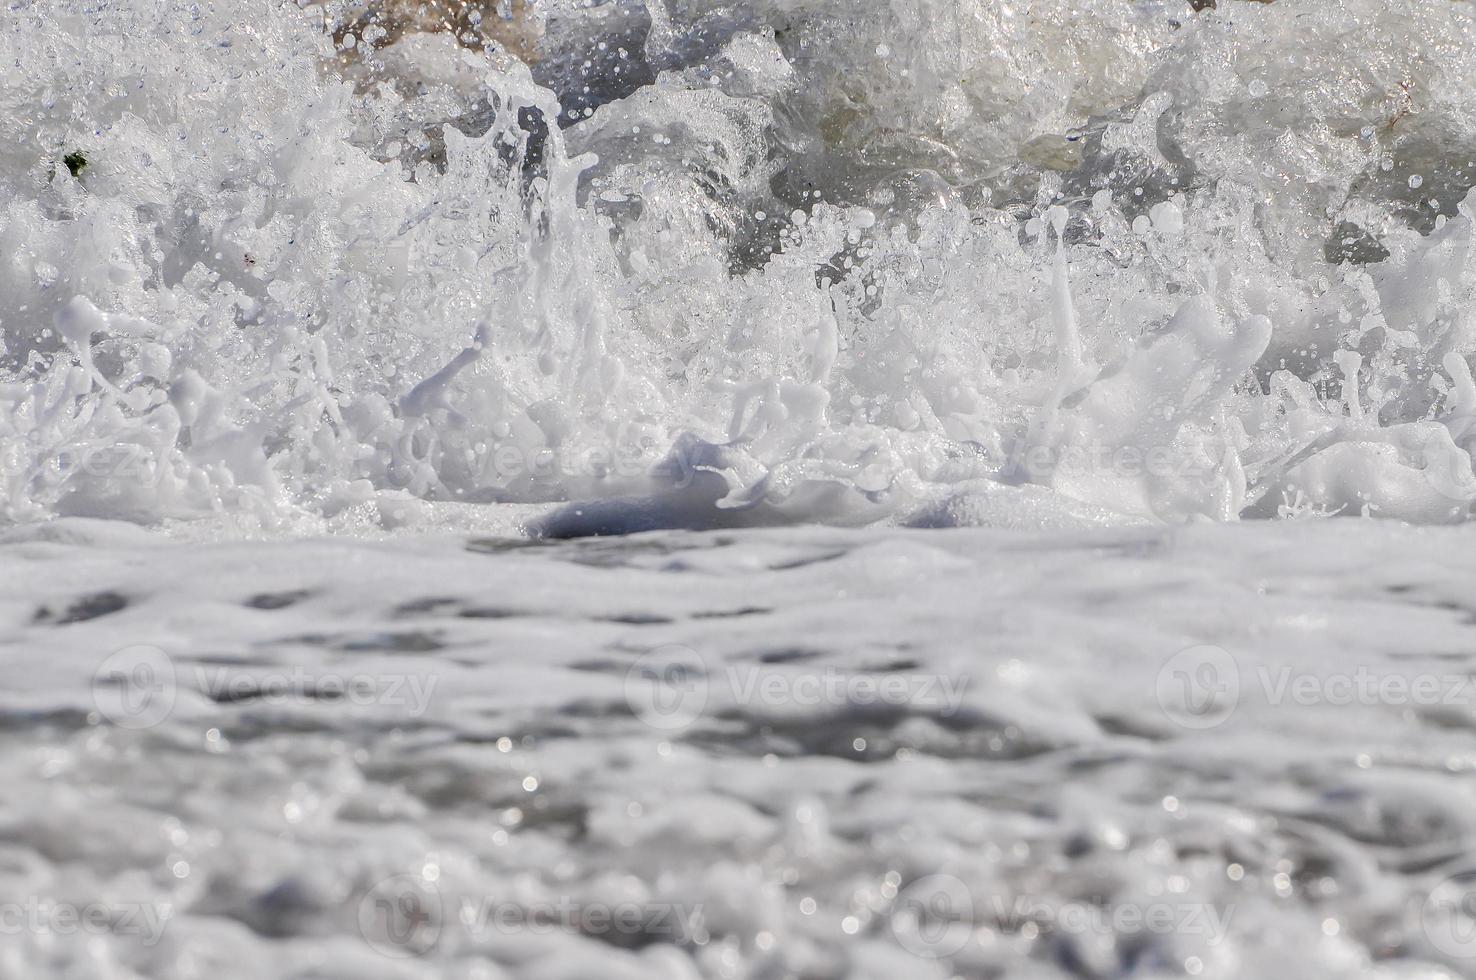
3 0 1476 534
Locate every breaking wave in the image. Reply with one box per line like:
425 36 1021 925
4 0 1476 534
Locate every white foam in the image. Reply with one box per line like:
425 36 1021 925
4 520 1476 976
2 0 1476 534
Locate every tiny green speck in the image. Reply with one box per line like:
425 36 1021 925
63 152 87 178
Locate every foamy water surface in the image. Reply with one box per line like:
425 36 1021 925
4 0 1476 528
6 519 1476 978
6 0 1476 977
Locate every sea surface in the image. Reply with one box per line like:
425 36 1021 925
7 518 1476 979
5 0 1476 976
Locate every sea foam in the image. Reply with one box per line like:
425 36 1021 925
3 0 1475 533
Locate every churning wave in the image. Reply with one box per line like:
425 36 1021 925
3 0 1476 534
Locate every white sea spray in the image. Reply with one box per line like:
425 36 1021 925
2 0 1475 534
